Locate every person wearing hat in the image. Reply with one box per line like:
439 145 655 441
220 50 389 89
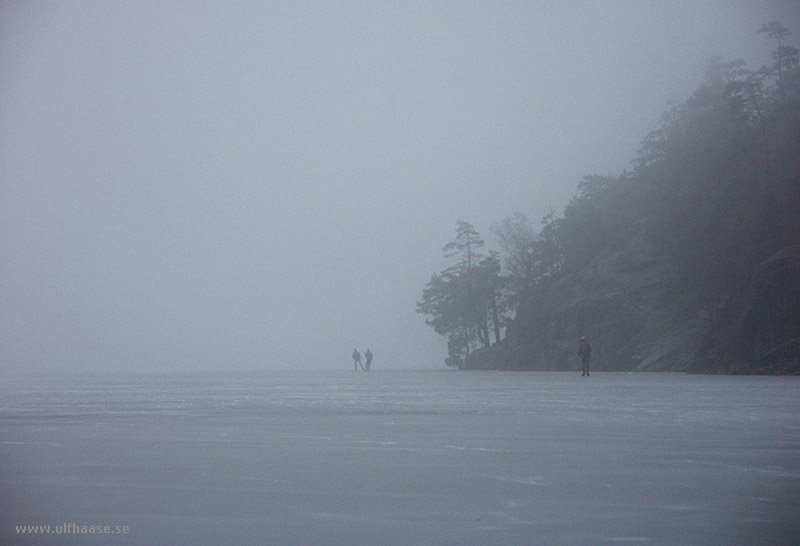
578 337 592 376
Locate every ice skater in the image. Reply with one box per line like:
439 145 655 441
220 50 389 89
579 337 592 376
352 348 362 371
364 349 373 371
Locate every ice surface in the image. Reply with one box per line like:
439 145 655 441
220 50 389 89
2 370 799 545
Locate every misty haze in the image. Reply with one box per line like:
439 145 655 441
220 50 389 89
2 2 799 545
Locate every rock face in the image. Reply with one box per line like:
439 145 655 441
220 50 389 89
690 246 800 375
463 240 800 375
464 230 709 371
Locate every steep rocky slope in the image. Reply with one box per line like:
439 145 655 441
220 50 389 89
463 230 709 371
690 246 800 374
463 240 800 374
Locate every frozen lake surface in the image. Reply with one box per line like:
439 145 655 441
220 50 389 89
2 370 799 545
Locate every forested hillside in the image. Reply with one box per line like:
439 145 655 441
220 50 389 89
419 23 800 374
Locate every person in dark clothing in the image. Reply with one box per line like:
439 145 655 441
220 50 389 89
352 349 362 371
578 337 592 376
364 349 373 371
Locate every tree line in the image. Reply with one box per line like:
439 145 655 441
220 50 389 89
417 22 800 367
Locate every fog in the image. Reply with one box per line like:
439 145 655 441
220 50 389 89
2 1 798 374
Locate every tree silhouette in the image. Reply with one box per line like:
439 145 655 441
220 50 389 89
417 222 505 365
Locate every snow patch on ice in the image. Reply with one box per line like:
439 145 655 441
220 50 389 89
444 445 509 452
483 473 543 485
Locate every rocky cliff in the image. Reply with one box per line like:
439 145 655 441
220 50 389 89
690 246 800 374
462 236 800 375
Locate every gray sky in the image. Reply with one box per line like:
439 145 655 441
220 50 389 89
2 1 798 374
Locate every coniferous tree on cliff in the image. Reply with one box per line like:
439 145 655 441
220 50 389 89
417 221 506 367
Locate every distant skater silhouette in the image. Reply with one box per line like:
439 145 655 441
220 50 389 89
352 349 362 371
578 337 592 376
364 349 373 371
